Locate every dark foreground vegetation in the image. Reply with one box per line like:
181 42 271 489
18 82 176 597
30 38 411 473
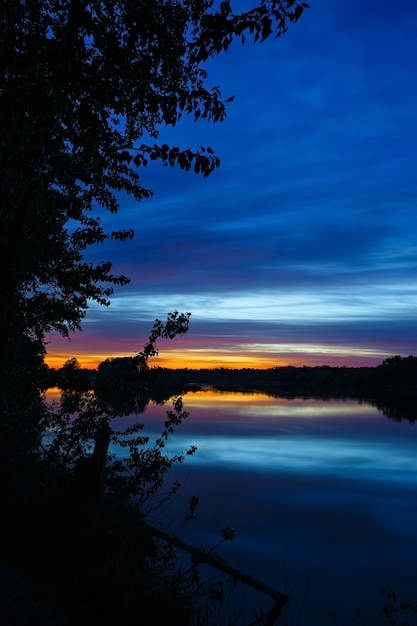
0 315 290 626
0 317 205 625
1 461 190 626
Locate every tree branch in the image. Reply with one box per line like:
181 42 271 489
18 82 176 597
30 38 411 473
145 522 288 623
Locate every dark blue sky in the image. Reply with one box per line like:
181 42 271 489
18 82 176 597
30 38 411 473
47 0 417 369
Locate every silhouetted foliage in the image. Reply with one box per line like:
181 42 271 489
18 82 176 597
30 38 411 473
55 357 93 391
1 3 313 622
0 0 309 462
42 312 192 498
94 312 191 411
376 355 417 390
0 330 49 461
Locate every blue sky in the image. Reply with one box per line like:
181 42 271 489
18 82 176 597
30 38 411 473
47 0 417 369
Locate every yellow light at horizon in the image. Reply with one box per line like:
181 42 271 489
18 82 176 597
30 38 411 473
45 352 128 370
44 350 287 370
44 340 390 371
182 390 375 419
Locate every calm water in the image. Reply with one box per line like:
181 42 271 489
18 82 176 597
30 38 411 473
46 387 417 624
119 389 417 626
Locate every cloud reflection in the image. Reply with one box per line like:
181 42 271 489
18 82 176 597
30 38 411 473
132 393 417 486
165 434 417 482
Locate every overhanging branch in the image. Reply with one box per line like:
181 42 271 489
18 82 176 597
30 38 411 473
146 521 288 624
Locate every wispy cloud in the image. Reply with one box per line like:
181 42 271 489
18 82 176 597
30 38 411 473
46 0 417 368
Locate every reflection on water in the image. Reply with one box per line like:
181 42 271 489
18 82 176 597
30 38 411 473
45 388 417 625
137 390 417 626
140 393 417 484
178 434 417 481
44 386 63 401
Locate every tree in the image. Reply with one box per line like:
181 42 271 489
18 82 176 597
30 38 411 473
57 357 93 390
95 310 191 410
39 310 289 623
0 0 309 450
1 6 309 618
0 332 49 460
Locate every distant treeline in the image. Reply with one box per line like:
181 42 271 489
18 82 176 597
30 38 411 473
47 354 417 396
178 355 417 399
178 356 417 423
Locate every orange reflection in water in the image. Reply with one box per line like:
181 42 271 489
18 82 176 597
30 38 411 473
43 386 63 401
42 386 376 431
186 388 274 404
182 389 375 422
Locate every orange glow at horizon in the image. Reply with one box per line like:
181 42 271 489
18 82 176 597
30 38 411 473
44 330 391 370
44 346 384 370
44 350 288 370
45 352 119 370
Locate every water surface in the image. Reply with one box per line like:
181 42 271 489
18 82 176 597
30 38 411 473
131 390 417 625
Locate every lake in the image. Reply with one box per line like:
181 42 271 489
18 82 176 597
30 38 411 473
116 388 417 626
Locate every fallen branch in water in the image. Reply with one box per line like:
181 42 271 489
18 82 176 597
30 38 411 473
145 521 288 625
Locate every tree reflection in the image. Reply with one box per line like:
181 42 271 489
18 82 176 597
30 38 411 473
373 395 417 424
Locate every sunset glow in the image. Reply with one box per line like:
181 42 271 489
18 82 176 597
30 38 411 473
44 333 396 371
45 0 417 370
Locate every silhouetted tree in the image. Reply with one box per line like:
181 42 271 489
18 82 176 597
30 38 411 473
1 0 309 451
57 357 93 391
377 355 417 387
0 330 48 460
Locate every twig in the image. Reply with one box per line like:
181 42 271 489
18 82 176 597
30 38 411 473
145 522 288 623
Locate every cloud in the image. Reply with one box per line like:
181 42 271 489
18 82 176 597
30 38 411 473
46 0 417 369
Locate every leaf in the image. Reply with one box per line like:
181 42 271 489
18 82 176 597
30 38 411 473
292 4 304 23
221 526 235 542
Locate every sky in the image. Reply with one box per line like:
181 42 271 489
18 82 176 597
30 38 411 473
46 0 417 370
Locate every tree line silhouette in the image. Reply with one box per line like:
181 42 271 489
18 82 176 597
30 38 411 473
49 354 417 423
